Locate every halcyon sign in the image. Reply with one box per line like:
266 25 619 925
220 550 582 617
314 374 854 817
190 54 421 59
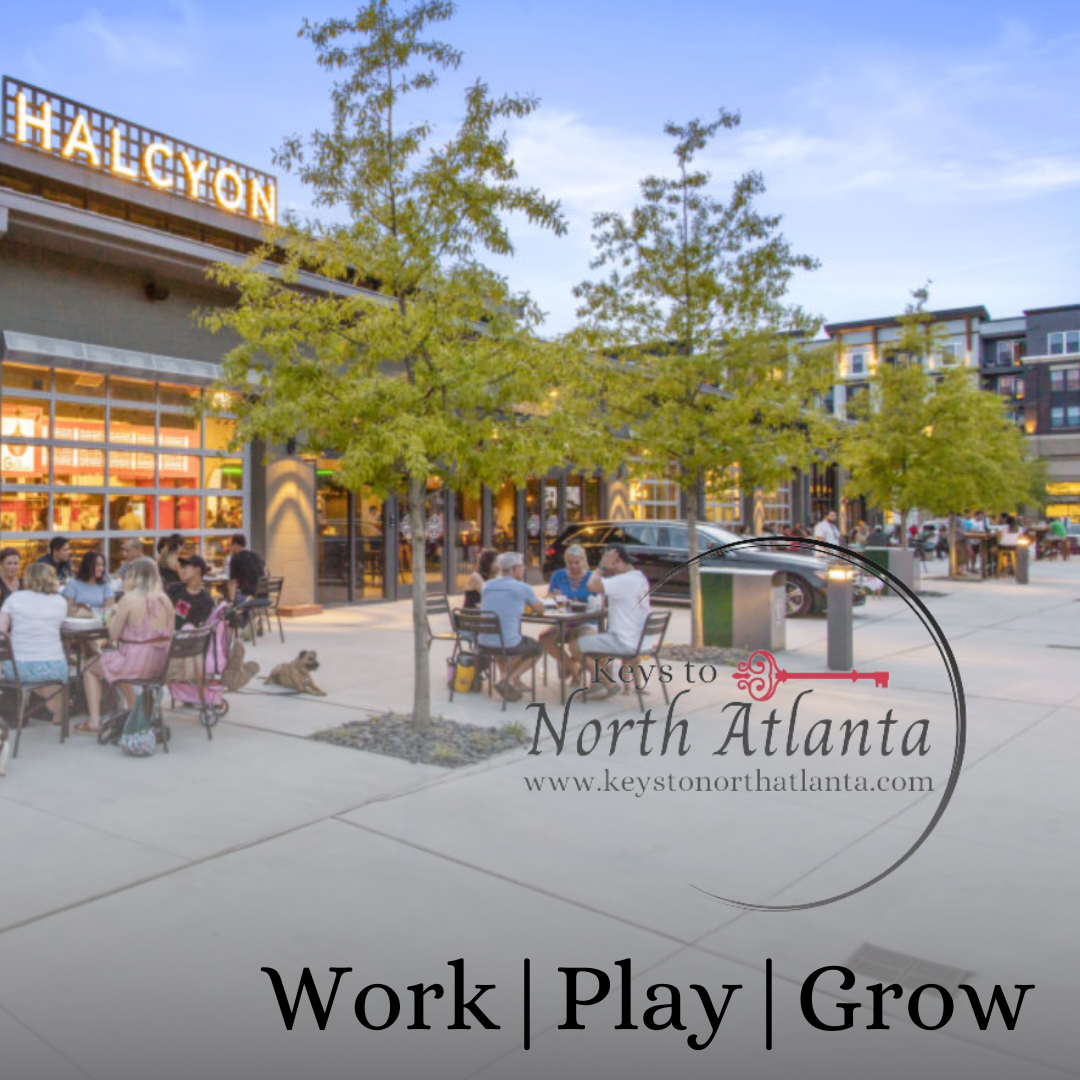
1 77 277 224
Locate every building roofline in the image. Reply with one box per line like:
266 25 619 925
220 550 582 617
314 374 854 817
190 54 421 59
825 306 991 335
1022 304 1080 316
0 186 388 304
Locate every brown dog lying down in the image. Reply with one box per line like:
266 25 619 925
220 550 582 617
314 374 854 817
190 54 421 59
264 650 327 696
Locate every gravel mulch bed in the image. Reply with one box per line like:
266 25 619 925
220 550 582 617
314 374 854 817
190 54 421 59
659 644 749 666
312 712 529 768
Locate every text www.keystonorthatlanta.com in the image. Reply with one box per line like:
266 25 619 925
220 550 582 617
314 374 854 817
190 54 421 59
524 768 935 797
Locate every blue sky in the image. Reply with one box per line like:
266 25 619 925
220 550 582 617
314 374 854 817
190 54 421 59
3 1 1079 334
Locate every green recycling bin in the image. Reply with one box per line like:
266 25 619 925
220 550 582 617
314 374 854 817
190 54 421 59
699 567 786 651
863 547 919 596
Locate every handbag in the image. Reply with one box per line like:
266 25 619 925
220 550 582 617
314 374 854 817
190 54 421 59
118 689 157 757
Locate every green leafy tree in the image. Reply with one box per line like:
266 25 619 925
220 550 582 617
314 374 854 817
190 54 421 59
843 289 940 533
203 0 583 726
844 288 1043 575
573 112 835 643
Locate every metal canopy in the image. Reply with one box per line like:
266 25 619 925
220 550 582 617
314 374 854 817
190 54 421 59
1 329 222 385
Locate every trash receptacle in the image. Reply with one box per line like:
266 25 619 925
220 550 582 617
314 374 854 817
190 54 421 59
863 547 919 596
699 567 786 651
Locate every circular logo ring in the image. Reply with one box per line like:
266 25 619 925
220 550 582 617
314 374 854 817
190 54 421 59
644 535 966 912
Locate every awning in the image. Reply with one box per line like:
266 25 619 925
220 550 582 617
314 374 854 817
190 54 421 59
1 329 222 386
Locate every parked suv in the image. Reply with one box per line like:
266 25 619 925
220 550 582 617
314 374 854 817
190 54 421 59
544 520 866 617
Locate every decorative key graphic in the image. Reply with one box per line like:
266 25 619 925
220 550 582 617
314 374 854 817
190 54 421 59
732 650 889 702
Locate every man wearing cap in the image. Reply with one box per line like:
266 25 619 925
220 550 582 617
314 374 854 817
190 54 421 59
479 551 545 702
167 555 215 631
568 543 651 699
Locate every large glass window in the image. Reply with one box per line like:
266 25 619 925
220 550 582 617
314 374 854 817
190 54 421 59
54 493 104 532
0 441 49 485
996 340 1024 367
629 472 681 520
2 363 50 392
760 485 792 532
1049 331 1080 356
1050 366 1080 393
0 364 248 575
54 368 106 397
704 470 742 526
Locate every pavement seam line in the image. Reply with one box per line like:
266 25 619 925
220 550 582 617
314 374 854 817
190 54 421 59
0 1001 101 1080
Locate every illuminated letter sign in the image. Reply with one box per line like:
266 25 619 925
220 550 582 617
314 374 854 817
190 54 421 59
2 76 277 224
141 141 174 190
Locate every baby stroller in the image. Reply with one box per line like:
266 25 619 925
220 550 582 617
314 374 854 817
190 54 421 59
168 602 231 730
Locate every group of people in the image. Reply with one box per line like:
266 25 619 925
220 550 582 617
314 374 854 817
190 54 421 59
0 533 265 732
788 508 1071 573
460 543 650 702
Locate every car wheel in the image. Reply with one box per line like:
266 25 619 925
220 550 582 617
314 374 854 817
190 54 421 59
785 576 814 618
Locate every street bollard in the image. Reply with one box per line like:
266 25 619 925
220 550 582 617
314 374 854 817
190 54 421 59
1015 538 1031 585
826 565 854 671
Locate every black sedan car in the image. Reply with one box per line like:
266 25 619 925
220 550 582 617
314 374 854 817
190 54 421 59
544 520 865 617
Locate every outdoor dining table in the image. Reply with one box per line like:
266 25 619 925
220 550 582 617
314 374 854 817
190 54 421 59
522 601 606 705
204 575 232 597
61 619 112 719
61 620 111 678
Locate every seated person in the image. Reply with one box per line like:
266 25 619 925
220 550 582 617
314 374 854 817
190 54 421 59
167 555 215 630
227 533 265 600
998 515 1022 548
156 534 184 590
539 543 597 675
463 548 499 609
0 546 22 607
569 544 651 699
0 562 69 725
79 558 173 733
63 551 116 619
1049 517 1069 560
478 551 544 702
37 536 73 586
115 537 145 587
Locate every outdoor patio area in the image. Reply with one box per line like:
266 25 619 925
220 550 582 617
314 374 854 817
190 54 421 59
2 558 1078 1079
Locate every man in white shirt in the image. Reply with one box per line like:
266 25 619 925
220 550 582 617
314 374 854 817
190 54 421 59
813 510 841 547
569 544 651 700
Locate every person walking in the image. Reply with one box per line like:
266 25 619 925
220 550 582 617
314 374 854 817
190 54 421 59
813 510 841 547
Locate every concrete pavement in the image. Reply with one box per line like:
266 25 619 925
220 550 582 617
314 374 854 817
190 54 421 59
1 557 1077 1079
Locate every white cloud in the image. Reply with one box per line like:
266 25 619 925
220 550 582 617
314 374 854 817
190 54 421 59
37 3 203 74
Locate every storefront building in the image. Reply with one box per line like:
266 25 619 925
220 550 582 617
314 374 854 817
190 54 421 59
1 77 799 607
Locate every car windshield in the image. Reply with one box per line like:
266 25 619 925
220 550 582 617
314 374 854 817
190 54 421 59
697 524 746 550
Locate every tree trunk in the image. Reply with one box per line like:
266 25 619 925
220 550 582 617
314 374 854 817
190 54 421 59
686 477 703 648
948 513 960 579
409 474 431 728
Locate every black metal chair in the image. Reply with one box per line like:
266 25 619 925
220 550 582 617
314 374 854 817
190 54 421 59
99 628 214 751
449 609 536 712
581 610 672 711
424 592 456 652
248 576 284 643
0 631 71 758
